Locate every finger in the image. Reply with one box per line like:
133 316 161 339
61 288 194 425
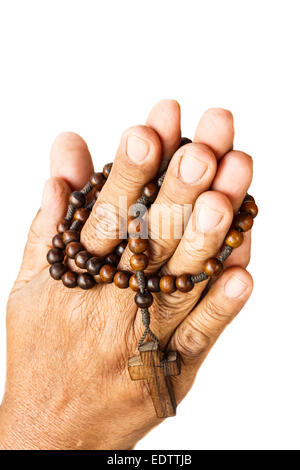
81 126 162 256
194 108 234 159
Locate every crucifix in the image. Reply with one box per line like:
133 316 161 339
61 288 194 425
128 341 181 418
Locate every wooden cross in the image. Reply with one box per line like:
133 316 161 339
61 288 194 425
128 341 181 418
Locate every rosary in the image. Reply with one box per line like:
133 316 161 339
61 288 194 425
46 137 258 419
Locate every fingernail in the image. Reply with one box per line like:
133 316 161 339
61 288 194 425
224 276 248 298
180 153 207 183
197 204 223 232
126 135 150 163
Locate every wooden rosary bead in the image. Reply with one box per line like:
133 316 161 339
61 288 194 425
135 291 153 308
90 172 105 187
147 275 161 293
62 271 78 288
143 182 158 202
176 274 194 292
244 194 255 203
240 200 258 219
130 253 149 271
65 242 84 259
100 264 117 283
159 275 176 294
105 253 120 266
74 208 90 223
203 258 223 278
86 257 103 275
62 230 80 244
75 250 92 269
77 272 96 290
94 274 102 284
49 262 67 280
114 271 130 289
234 213 254 232
57 220 70 233
225 229 244 248
47 248 64 265
114 241 127 257
127 217 144 237
52 233 65 249
129 274 139 292
103 162 113 179
128 237 148 254
180 137 192 146
69 191 86 208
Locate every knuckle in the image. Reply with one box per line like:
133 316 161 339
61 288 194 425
176 324 211 359
82 201 123 243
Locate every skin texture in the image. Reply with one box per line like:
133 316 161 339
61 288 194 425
0 100 254 450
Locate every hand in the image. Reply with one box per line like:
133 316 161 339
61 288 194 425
0 100 254 450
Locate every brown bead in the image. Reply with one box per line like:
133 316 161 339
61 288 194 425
103 162 113 179
77 273 95 290
159 275 176 294
75 250 92 269
128 237 148 254
52 233 65 249
244 194 255 203
65 242 84 259
129 274 139 292
57 220 70 233
90 172 105 187
114 241 127 257
135 291 153 308
143 182 158 202
180 137 192 147
114 271 130 289
47 248 64 265
104 253 120 266
130 253 148 271
69 191 86 208
176 274 194 292
74 208 90 223
49 263 67 280
86 257 103 275
100 264 117 283
203 258 223 278
94 274 102 284
234 213 254 232
127 217 145 237
62 230 80 244
62 271 78 288
240 200 258 219
225 229 244 248
147 275 161 292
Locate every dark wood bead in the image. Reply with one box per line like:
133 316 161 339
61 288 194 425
52 233 65 249
65 242 84 259
100 264 117 283
74 208 90 223
77 272 96 290
180 137 192 147
225 229 244 248
129 274 139 292
90 172 105 187
94 274 102 284
104 253 120 266
234 213 254 232
69 191 86 208
62 271 78 288
203 258 223 278
49 263 67 280
147 275 161 293
176 274 194 292
47 248 64 265
114 241 127 257
143 182 158 202
243 194 255 203
57 220 70 233
127 217 144 237
103 162 113 179
159 275 176 294
130 253 148 271
240 200 258 219
114 271 130 289
75 250 92 269
62 230 80 244
128 237 148 254
135 291 153 308
86 257 103 275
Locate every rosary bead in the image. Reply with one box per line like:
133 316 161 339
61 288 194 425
77 272 96 290
86 257 103 275
74 208 90 223
49 262 67 280
105 253 120 266
75 250 92 269
240 200 258 219
127 217 144 237
65 242 84 259
147 275 161 292
69 191 86 208
176 274 194 292
62 271 78 288
47 248 64 265
129 274 139 292
135 291 153 308
143 182 158 202
203 258 223 278
234 213 254 232
62 230 80 244
114 271 130 289
130 253 149 271
128 237 148 254
100 264 117 283
94 274 102 284
180 137 192 146
114 241 127 257
52 233 65 249
103 162 113 179
159 275 176 294
225 229 244 248
57 220 70 233
90 172 105 187
243 194 255 203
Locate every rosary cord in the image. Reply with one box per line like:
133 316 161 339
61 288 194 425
136 270 160 349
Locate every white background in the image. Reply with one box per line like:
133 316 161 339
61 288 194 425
0 0 299 450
